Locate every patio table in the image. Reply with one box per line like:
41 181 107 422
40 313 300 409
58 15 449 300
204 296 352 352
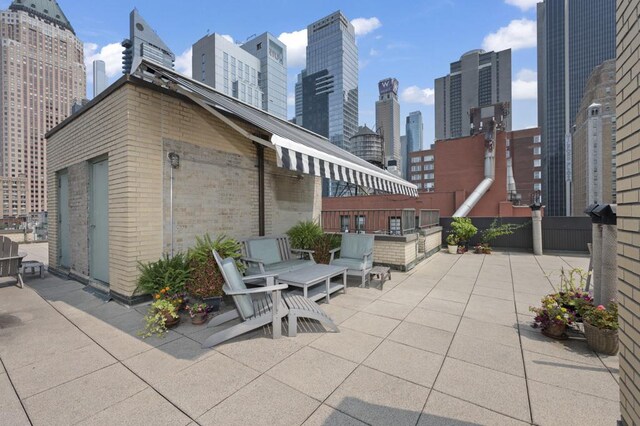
276 264 347 303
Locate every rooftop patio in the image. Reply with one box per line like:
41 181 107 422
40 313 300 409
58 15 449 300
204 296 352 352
0 248 619 426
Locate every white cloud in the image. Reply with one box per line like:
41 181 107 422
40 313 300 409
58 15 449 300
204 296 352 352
512 68 537 100
351 17 382 36
221 34 234 43
278 28 307 68
278 17 382 69
84 42 123 82
400 85 435 105
482 18 536 51
175 47 192 77
287 93 295 106
505 0 539 11
369 48 380 57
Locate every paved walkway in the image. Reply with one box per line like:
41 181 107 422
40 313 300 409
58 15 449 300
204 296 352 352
0 251 619 425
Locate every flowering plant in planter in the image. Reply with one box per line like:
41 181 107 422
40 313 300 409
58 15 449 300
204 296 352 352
140 299 180 338
582 302 618 355
530 294 577 329
187 302 209 325
583 303 618 330
555 267 593 320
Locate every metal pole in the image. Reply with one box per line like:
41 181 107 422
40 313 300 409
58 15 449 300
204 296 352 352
256 143 265 236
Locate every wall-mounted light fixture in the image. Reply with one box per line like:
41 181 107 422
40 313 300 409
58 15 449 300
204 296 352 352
168 152 180 168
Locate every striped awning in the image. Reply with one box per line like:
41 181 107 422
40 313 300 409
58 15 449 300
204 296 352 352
134 60 418 197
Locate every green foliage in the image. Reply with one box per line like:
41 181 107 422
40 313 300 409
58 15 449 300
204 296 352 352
136 253 191 296
186 234 243 299
450 217 477 242
583 302 618 330
287 220 324 250
480 219 526 245
139 299 179 338
446 233 459 246
313 234 342 264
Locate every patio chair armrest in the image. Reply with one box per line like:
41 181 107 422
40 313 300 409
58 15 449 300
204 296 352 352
242 273 278 287
224 284 288 295
329 247 340 263
240 257 266 273
0 256 24 262
362 250 373 260
290 249 315 262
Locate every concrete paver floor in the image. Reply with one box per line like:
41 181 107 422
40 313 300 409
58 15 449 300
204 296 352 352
0 249 619 425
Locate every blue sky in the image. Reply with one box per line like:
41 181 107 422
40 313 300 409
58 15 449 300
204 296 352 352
2 0 539 147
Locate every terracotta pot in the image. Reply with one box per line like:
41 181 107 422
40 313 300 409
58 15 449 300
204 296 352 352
163 313 180 328
191 312 208 325
542 322 568 340
583 321 618 355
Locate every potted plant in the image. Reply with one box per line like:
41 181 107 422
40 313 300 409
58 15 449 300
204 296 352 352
187 234 243 311
312 233 341 264
478 219 526 254
529 293 576 339
140 299 180 338
446 234 459 254
556 268 593 321
187 302 209 325
582 302 618 355
287 220 324 251
136 253 191 298
450 217 477 252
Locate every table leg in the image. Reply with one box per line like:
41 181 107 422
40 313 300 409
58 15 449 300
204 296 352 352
288 314 297 337
325 277 330 303
273 290 281 339
303 286 308 299
343 271 347 294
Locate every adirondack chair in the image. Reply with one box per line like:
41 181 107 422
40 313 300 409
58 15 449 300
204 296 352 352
0 236 24 289
330 233 374 288
240 235 315 277
204 250 338 348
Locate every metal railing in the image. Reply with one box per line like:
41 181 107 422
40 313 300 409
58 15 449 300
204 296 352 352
321 209 425 235
419 209 440 229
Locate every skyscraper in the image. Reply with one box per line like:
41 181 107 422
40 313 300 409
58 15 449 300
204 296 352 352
296 11 358 152
405 111 423 179
0 0 86 216
192 33 263 110
406 111 423 153
122 9 174 74
93 60 107 98
537 0 615 216
434 49 511 140
571 59 616 215
241 33 287 119
375 78 401 175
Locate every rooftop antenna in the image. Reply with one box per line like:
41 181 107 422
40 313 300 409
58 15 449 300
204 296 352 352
246 33 257 42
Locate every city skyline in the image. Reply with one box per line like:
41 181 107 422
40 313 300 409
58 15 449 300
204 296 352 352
0 0 540 146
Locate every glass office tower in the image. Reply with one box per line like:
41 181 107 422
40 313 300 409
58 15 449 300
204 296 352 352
537 0 615 216
296 11 358 152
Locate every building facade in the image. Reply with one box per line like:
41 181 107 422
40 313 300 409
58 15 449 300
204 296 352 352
0 0 86 215
408 149 435 192
349 125 383 169
93 59 107 98
240 33 287 119
616 0 640 423
571 59 616 215
507 128 542 206
121 9 174 74
537 0 615 216
1 176 27 218
295 11 358 152
406 111 423 153
434 49 511 140
375 78 401 174
192 33 263 110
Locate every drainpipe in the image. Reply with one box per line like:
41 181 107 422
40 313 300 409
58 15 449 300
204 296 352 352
255 142 265 237
588 204 617 305
167 152 180 257
453 119 496 217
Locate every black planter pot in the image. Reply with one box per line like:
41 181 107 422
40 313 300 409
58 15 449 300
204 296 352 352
202 296 222 312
